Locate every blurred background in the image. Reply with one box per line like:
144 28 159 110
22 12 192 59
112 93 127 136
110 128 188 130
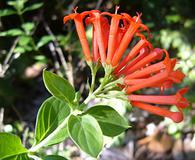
0 0 195 160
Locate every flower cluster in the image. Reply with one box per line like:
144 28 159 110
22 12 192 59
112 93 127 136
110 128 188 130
63 7 189 123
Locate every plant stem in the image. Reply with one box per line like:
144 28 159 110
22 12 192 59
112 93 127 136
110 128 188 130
89 64 98 94
84 65 113 105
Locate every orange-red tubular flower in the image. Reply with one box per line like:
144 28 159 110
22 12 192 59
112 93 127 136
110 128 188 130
146 60 185 92
131 101 184 123
91 17 110 62
92 27 100 62
114 34 152 74
123 57 176 80
86 10 107 63
63 9 92 61
125 69 170 94
101 17 110 53
124 48 164 75
129 87 189 123
115 47 150 76
111 13 150 66
112 26 128 60
101 6 123 64
117 48 163 77
151 69 185 91
64 9 189 122
128 88 189 108
124 50 172 94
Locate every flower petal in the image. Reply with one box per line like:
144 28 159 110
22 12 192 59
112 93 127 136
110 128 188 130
131 101 184 123
125 69 170 93
92 27 100 62
106 14 122 64
115 47 150 76
128 88 189 108
124 48 164 75
88 10 107 62
64 12 92 61
111 13 147 66
115 36 152 73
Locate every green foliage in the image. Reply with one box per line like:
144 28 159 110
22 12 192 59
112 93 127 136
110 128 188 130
85 105 130 137
37 36 54 49
0 29 24 37
0 9 16 17
18 36 31 46
68 114 103 158
44 155 68 160
43 70 75 104
0 133 27 159
34 97 70 146
5 0 43 15
3 154 30 160
21 22 35 35
22 3 43 13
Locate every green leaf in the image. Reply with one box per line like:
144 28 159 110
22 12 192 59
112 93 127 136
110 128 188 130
0 9 16 17
68 114 103 158
190 54 195 65
34 55 48 63
37 35 54 48
35 97 70 146
8 0 27 11
3 154 30 160
43 70 75 104
85 105 129 137
44 155 68 160
21 22 35 34
23 3 43 13
14 47 25 53
165 14 181 23
0 29 23 37
0 133 28 159
18 36 31 46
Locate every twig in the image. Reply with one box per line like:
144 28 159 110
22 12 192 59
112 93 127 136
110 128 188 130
11 105 22 121
48 42 62 76
43 20 74 86
95 0 103 9
22 127 29 146
0 37 19 77
0 108 4 131
5 37 19 65
31 10 44 35
65 0 80 14
67 55 74 87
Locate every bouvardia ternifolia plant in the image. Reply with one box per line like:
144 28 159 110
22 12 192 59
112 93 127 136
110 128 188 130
0 6 189 160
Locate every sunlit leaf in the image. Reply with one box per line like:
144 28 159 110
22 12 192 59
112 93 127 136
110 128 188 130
85 105 130 137
21 22 35 34
23 3 43 13
43 70 75 104
35 97 70 146
0 9 16 17
37 35 54 48
0 133 27 159
44 155 68 160
18 36 31 46
0 29 23 37
68 114 103 158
